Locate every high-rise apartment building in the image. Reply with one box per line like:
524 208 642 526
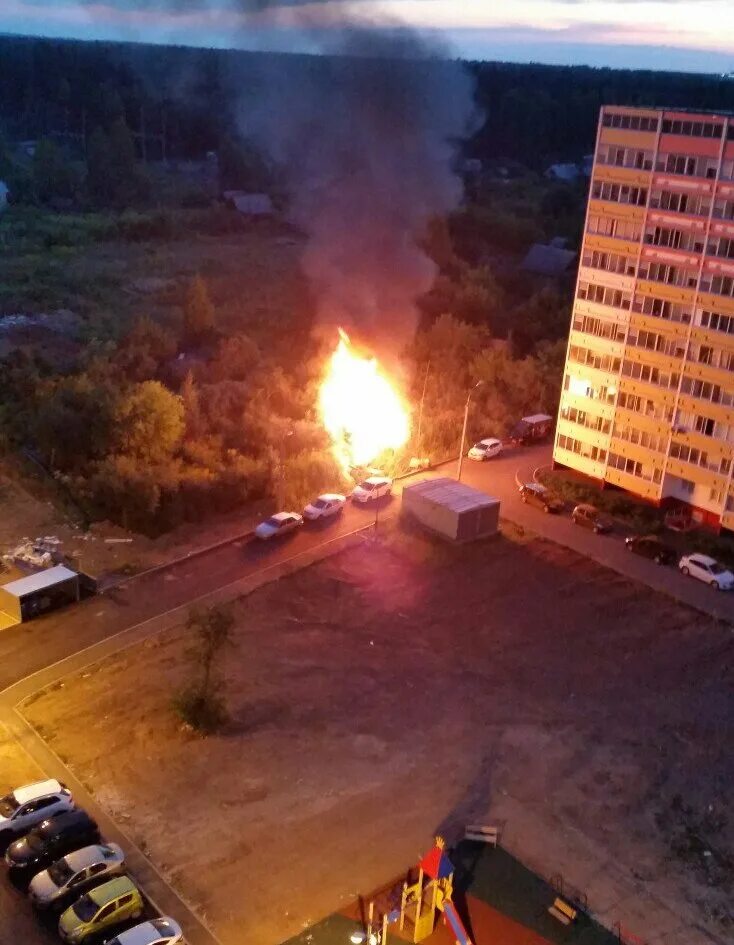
554 106 734 530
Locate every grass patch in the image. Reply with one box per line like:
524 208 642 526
539 470 662 533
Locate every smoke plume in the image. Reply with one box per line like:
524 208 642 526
231 5 479 354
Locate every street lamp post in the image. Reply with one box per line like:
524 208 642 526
456 381 483 482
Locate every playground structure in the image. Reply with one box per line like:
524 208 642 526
355 837 472 945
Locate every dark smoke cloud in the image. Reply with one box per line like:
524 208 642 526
104 0 480 353
237 18 479 354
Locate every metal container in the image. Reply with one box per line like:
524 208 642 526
401 477 499 543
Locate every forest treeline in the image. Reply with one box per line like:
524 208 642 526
2 34 734 170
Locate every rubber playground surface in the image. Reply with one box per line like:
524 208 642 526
281 841 618 945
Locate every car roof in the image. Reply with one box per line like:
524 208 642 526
575 503 598 512
65 844 121 872
38 808 96 834
479 438 501 446
14 779 64 804
270 511 297 521
364 476 389 484
522 482 544 491
317 493 344 501
88 875 137 906
114 917 183 945
689 553 717 565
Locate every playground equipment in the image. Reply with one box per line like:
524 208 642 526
356 837 472 945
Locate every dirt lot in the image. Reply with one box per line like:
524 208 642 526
22 526 734 945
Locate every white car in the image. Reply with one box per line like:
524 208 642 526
0 779 73 846
467 438 503 461
254 512 303 540
104 917 184 945
303 493 346 521
352 476 392 503
678 553 734 590
29 843 125 911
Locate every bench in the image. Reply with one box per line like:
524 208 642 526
464 824 499 846
548 898 577 925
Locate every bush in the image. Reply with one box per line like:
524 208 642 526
173 685 228 734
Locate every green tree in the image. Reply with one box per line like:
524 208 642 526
31 138 76 204
34 375 115 470
175 605 235 733
85 127 112 205
183 275 216 343
113 380 184 463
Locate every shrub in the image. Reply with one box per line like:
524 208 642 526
173 685 228 734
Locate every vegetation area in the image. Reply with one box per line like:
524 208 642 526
9 37 728 533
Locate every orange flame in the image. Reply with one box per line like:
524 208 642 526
319 329 410 473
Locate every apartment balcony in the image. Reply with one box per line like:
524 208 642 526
599 128 657 151
682 358 734 392
647 204 710 232
663 456 727 491
618 375 679 407
622 347 685 376
613 405 671 436
676 393 734 426
651 172 715 196
577 265 636 294
583 233 642 257
572 297 633 326
568 328 626 359
635 278 696 306
588 198 645 223
719 509 734 533
593 164 652 188
689 324 734 355
709 218 734 241
559 390 617 420
696 289 734 318
641 242 703 268
557 417 611 449
552 445 606 481
629 311 690 339
603 466 662 501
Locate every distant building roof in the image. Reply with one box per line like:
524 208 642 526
222 191 273 215
1 565 78 598
522 242 576 276
544 163 580 182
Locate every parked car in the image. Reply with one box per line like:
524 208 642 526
28 842 124 911
0 779 73 849
5 809 100 881
105 916 184 945
571 503 612 534
302 493 346 521
518 483 564 513
625 534 676 565
467 438 503 461
58 875 143 944
254 512 303 540
352 476 392 504
678 553 734 590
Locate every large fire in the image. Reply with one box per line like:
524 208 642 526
319 329 410 473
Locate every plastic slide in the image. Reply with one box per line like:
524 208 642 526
442 901 472 945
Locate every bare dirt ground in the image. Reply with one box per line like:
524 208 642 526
22 525 734 945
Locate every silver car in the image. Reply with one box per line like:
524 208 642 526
105 917 184 945
28 843 125 910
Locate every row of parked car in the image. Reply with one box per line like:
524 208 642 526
518 481 734 591
254 475 393 540
0 778 184 944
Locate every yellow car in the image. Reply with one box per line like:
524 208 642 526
58 875 143 943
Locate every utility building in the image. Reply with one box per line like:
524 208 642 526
555 105 734 530
0 565 80 627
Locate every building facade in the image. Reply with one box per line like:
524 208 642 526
554 106 734 530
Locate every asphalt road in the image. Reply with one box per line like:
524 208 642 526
1 441 733 945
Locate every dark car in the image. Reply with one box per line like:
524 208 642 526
518 483 564 513
625 534 676 565
5 810 99 882
571 503 612 534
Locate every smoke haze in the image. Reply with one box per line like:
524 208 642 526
230 4 479 354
